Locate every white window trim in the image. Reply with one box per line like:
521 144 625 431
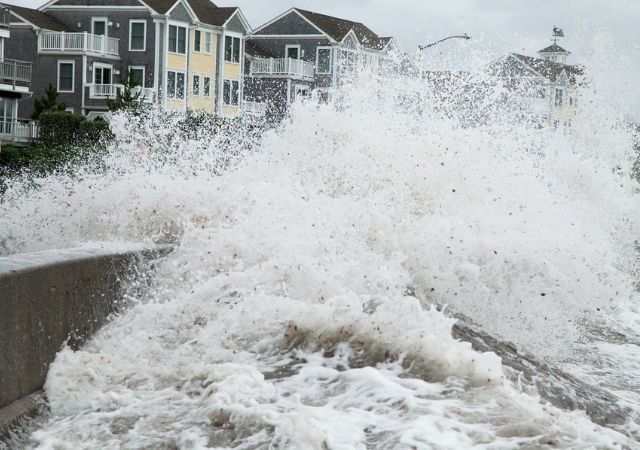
91 16 108 36
223 33 242 64
222 78 240 106
128 65 145 87
92 62 113 84
168 22 188 55
192 73 200 96
203 75 211 97
57 60 74 93
204 31 212 55
193 29 201 53
166 69 186 100
286 44 301 59
316 46 332 74
129 19 146 52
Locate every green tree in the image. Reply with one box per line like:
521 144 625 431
107 69 142 112
31 84 67 120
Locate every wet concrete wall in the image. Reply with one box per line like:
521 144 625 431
0 244 169 435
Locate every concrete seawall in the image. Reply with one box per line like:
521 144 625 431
0 243 171 437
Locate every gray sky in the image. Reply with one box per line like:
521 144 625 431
7 0 640 117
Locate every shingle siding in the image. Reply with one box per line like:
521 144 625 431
168 2 192 23
224 14 245 34
254 11 320 36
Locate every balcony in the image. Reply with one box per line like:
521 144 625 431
248 57 315 81
0 120 39 144
89 84 156 103
131 86 156 103
39 32 119 57
0 59 31 91
89 83 122 99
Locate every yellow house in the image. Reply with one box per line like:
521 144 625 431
144 0 250 116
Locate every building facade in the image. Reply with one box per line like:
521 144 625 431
243 8 403 119
488 34 583 128
3 0 249 120
0 5 35 144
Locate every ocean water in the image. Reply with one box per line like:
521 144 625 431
1 68 640 449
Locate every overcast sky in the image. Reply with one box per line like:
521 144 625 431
7 0 640 117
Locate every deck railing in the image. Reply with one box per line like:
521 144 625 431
89 84 123 99
131 86 156 103
0 59 32 88
39 32 119 57
0 120 39 143
249 57 315 80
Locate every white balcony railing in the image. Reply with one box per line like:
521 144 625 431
131 86 156 103
0 120 39 143
38 32 119 57
249 57 315 80
242 100 267 117
0 59 31 88
89 83 123 99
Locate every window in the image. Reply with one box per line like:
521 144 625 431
129 20 146 51
286 45 300 59
317 47 332 74
169 25 187 54
58 61 74 92
203 76 210 97
167 70 185 99
204 32 212 54
94 64 112 85
192 74 200 96
194 30 201 52
129 66 144 87
92 17 107 36
223 79 239 106
224 36 240 63
555 88 563 107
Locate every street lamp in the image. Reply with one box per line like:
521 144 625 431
418 33 471 50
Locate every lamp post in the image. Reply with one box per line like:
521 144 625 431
418 33 471 50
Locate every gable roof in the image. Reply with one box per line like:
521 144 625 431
538 43 570 54
7 3 69 31
140 0 183 14
490 53 584 85
294 8 382 49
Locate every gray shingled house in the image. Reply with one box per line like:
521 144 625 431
0 5 35 144
5 0 249 120
488 40 584 127
243 8 403 120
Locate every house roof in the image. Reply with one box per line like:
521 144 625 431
186 1 238 26
538 43 570 54
142 0 241 27
509 53 583 83
294 8 382 49
140 0 184 14
7 4 69 31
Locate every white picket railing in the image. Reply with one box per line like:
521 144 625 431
0 59 32 87
89 83 123 98
0 120 39 143
249 57 315 80
39 32 119 57
131 86 156 103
